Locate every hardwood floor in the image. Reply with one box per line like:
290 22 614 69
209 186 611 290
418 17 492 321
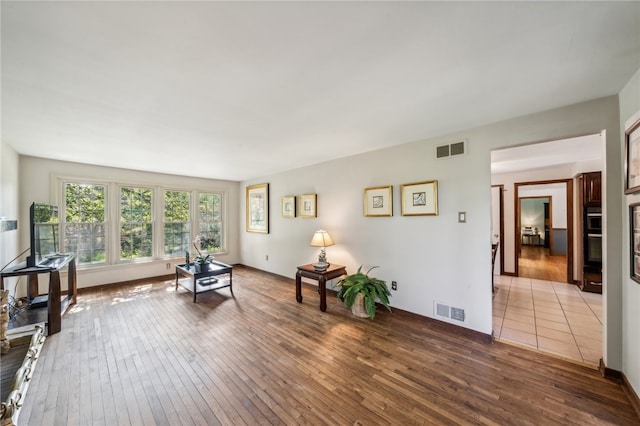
519 245 567 282
18 266 638 425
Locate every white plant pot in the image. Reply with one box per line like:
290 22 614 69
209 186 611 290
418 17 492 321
351 293 370 318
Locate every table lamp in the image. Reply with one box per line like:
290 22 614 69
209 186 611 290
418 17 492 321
310 229 335 270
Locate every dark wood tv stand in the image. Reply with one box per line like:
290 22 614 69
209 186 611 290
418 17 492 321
0 254 77 335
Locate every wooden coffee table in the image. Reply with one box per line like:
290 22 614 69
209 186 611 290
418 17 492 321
175 261 233 302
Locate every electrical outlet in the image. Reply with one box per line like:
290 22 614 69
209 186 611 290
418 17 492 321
166 262 171 270
265 255 269 261
391 281 397 291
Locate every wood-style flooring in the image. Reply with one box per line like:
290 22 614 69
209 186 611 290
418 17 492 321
17 266 639 425
519 245 567 282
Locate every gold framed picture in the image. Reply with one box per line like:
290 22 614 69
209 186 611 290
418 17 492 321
364 186 393 217
631 202 640 284
246 183 269 233
401 180 438 216
299 194 317 218
281 195 296 218
625 115 640 194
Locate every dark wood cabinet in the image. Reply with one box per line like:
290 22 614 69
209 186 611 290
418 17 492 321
578 171 602 293
583 172 602 206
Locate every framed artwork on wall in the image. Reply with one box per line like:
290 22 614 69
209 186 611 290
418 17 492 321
401 180 438 216
364 186 393 217
630 202 640 284
299 194 317 218
246 183 269 233
625 115 640 194
282 195 296 218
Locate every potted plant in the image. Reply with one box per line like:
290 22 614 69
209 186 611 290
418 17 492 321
192 235 212 272
336 265 391 319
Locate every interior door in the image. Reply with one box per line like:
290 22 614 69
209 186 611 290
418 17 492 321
491 185 503 276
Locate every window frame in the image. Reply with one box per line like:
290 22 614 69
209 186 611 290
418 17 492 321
119 185 154 262
196 191 225 255
60 179 109 266
163 189 191 257
56 176 228 268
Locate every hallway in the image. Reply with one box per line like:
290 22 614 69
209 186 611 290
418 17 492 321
493 275 602 366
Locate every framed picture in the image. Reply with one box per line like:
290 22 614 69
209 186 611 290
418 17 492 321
281 195 296 218
364 186 393 217
401 180 438 216
625 116 640 194
299 194 317 218
246 183 269 233
631 202 640 284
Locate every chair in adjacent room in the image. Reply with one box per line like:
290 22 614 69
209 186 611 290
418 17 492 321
491 242 499 293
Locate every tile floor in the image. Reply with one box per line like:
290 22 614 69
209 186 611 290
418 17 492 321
493 275 602 365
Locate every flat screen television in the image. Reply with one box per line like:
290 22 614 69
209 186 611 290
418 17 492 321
26 202 60 267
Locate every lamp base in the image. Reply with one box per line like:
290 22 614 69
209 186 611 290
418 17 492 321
312 262 329 271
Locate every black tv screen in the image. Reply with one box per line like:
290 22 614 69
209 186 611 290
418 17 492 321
27 202 59 267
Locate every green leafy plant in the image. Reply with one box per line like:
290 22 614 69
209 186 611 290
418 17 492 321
194 254 212 265
193 235 212 264
336 265 391 319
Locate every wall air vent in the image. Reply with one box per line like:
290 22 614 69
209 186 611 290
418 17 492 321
450 307 466 322
434 301 466 323
435 140 466 159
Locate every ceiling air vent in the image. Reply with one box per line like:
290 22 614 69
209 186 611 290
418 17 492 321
435 140 466 159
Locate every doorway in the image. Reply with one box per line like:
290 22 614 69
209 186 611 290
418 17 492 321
491 133 603 366
518 195 567 282
514 180 573 284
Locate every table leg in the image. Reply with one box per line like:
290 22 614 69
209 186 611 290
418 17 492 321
296 271 303 303
193 277 197 303
229 270 233 294
28 273 39 300
319 276 327 312
69 258 77 305
49 271 61 335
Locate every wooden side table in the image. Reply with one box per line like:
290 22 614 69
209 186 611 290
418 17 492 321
296 264 346 312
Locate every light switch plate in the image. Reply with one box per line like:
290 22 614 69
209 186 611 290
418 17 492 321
458 212 466 223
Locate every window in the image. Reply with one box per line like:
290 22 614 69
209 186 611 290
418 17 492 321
59 177 225 267
64 183 107 264
198 193 223 252
164 190 190 256
120 187 152 260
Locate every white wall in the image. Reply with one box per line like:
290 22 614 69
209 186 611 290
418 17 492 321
241 96 622 340
520 183 566 227
620 67 640 399
18 156 241 289
0 141 20 298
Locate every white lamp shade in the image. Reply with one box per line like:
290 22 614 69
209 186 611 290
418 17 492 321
309 229 335 247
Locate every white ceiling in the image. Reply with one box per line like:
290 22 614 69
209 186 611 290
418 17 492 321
2 1 639 181
491 133 603 175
